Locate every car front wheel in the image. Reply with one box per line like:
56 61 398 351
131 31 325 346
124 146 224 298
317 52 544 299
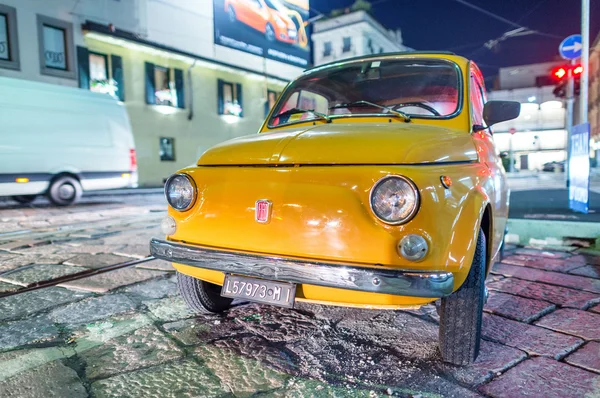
228 5 236 22
438 228 486 365
265 23 275 42
177 272 233 314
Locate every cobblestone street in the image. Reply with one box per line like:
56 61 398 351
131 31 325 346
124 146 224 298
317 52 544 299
0 194 599 397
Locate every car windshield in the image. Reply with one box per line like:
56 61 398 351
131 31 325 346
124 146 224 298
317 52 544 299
268 58 461 127
263 0 286 12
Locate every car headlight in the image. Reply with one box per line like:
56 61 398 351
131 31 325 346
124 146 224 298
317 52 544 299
165 174 196 211
370 176 419 225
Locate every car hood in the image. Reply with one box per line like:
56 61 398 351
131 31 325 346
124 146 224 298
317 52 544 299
197 123 478 166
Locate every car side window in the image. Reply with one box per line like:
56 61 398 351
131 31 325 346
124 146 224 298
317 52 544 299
470 75 485 126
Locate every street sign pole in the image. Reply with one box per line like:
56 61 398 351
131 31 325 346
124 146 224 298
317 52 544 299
581 0 590 124
565 59 575 187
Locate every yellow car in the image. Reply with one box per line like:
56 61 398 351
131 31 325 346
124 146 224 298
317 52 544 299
151 52 520 365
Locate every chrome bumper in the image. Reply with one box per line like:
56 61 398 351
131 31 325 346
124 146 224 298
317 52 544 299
150 238 454 298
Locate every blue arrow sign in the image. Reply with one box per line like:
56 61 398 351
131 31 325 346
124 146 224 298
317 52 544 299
559 34 582 60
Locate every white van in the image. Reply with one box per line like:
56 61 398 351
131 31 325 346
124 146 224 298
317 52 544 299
0 76 138 206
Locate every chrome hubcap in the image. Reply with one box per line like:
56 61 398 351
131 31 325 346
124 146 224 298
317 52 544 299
58 184 75 200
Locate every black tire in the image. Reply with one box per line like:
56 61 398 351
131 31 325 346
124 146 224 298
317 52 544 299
177 272 233 314
439 228 486 365
47 175 82 206
265 23 275 42
12 195 37 204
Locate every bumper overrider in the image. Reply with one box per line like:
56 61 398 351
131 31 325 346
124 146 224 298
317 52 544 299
150 238 455 298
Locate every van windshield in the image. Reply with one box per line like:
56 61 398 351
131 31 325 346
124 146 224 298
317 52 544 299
268 58 461 127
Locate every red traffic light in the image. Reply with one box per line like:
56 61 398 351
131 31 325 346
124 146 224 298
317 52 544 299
551 64 583 81
553 67 567 80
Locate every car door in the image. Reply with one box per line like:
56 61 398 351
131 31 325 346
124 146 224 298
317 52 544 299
469 62 509 258
245 0 266 32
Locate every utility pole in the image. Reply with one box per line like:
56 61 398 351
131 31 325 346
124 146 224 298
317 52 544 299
580 0 590 124
566 59 575 187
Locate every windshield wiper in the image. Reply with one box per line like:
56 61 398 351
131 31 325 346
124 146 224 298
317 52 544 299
329 100 410 122
272 108 331 123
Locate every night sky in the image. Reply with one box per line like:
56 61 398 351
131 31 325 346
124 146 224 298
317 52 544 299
311 0 600 83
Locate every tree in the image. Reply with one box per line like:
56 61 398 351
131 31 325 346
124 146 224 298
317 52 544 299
329 0 372 17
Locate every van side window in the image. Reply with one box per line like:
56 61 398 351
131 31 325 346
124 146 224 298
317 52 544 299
77 48 125 101
144 62 185 109
0 4 19 71
36 15 75 79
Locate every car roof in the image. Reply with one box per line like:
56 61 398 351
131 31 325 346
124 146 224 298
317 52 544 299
304 51 460 73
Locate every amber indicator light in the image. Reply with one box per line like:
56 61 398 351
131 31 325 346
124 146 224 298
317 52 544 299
440 176 452 189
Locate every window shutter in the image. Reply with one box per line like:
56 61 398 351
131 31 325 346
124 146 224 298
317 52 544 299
217 79 224 115
111 54 125 102
236 83 243 117
144 62 155 105
77 46 90 89
174 68 185 109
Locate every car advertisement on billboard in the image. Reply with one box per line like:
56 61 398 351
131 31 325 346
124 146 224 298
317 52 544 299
214 0 311 67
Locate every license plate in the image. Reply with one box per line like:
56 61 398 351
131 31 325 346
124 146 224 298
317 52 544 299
221 274 296 308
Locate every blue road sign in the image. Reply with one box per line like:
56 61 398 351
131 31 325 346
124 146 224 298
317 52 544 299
569 123 590 214
559 34 582 60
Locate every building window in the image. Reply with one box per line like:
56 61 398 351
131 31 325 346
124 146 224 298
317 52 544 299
342 37 352 53
367 38 374 54
144 62 185 108
265 90 279 117
159 137 176 161
77 47 125 101
323 41 332 57
218 79 243 117
37 15 75 79
0 4 19 70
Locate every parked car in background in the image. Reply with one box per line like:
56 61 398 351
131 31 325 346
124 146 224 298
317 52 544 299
225 0 298 43
151 52 520 365
542 160 565 172
0 76 138 206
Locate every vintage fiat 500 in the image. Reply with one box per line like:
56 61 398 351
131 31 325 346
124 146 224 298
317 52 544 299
150 52 520 365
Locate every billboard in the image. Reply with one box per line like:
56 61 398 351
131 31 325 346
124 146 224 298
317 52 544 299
214 0 311 67
568 123 590 214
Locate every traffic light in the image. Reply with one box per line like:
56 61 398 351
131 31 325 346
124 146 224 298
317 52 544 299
551 64 582 98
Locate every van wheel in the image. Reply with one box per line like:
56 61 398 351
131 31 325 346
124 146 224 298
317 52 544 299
12 195 37 204
47 176 82 206
439 228 486 365
177 272 233 314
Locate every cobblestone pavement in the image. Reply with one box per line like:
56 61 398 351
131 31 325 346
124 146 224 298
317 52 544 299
1 194 600 397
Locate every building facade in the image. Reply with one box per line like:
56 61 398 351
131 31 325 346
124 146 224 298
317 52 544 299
0 0 307 186
488 61 568 171
311 10 411 66
588 33 600 160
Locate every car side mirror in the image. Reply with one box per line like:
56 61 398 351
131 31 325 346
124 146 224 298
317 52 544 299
483 101 521 127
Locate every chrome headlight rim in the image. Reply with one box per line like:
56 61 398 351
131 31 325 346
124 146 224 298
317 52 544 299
164 173 197 212
369 175 420 225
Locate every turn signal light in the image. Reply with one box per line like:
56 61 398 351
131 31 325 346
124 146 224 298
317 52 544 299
440 176 452 189
15 177 29 183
